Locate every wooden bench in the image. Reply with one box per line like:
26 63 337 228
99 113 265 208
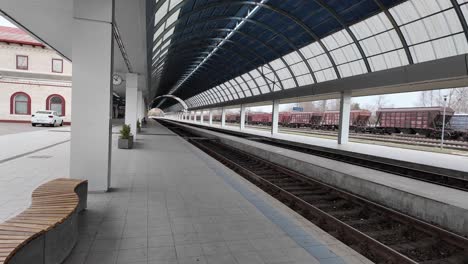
0 178 87 264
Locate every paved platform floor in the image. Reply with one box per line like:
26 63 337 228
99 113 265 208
175 119 468 173
0 122 44 136
0 126 70 221
0 119 119 222
63 120 370 264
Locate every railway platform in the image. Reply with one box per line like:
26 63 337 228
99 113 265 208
168 119 468 236
64 119 369 264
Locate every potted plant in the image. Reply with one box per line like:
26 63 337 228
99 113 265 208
136 119 141 133
118 124 133 149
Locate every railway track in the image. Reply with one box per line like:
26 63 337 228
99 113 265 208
168 121 468 192
162 121 468 264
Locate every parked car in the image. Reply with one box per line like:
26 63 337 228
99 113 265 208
31 110 63 127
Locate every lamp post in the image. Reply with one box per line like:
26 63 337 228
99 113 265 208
441 95 448 149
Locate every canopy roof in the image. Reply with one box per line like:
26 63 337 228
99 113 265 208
148 0 468 111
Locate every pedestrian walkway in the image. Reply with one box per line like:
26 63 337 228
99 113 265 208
0 127 70 221
63 120 370 264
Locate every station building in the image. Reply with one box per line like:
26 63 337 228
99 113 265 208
0 26 72 124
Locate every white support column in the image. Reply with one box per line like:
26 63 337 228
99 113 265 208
71 0 114 192
338 90 352 144
137 90 144 121
221 108 226 127
209 109 213 126
125 73 139 138
240 105 246 130
200 111 204 124
271 100 279 135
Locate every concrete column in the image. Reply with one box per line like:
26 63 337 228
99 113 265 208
271 100 279 135
338 90 352 144
200 111 204 124
221 108 226 127
70 0 114 192
240 105 246 130
125 73 138 137
137 90 144 121
209 109 213 126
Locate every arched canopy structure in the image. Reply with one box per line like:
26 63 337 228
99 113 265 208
151 94 188 112
150 0 468 111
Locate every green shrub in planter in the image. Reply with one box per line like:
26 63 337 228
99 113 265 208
136 119 141 133
118 124 134 149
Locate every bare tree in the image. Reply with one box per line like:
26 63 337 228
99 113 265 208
418 88 468 113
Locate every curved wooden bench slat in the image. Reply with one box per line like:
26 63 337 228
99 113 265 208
0 178 87 264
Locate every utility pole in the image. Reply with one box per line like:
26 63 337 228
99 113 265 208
441 95 448 149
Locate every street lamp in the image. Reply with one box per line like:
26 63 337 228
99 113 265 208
440 95 448 149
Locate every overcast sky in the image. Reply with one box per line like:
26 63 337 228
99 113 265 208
0 16 16 27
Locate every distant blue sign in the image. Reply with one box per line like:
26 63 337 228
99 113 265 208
292 107 303 112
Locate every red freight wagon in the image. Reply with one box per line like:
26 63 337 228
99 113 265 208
212 114 222 122
321 110 371 130
225 113 240 123
247 112 272 125
279 112 291 126
375 107 454 135
285 112 323 128
310 112 324 128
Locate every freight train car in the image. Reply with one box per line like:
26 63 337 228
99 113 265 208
247 112 272 125
321 110 372 131
282 112 324 128
212 114 222 122
375 107 455 137
225 113 240 123
451 114 468 140
279 112 291 126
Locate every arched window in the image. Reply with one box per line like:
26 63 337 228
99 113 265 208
10 92 31 115
46 94 65 116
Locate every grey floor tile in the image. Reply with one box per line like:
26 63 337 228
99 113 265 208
177 255 207 264
175 243 204 258
119 237 148 250
149 235 175 248
148 246 177 261
116 248 148 263
85 250 118 264
201 242 230 256
205 253 238 264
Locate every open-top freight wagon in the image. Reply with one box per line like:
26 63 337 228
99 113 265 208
375 107 455 137
320 110 372 131
225 113 240 123
247 112 272 126
282 112 324 128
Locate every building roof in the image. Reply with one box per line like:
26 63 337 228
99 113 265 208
150 1 468 112
0 26 44 47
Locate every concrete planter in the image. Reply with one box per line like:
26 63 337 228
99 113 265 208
118 136 134 149
137 127 141 133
